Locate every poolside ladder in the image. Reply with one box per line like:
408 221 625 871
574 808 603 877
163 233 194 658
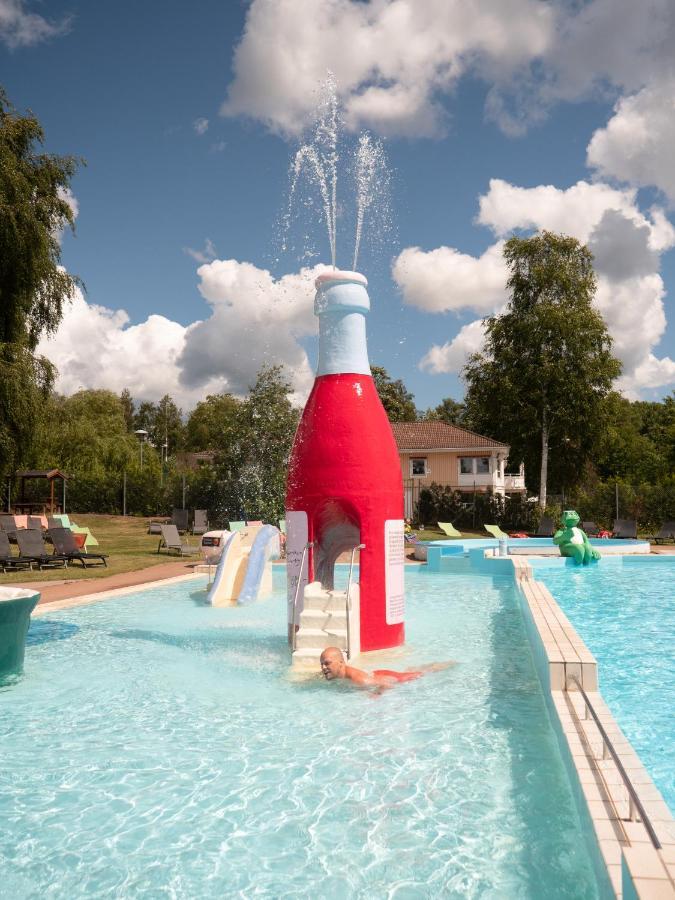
566 674 661 849
291 541 313 652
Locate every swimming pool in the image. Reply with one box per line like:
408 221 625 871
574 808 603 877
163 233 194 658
1 568 605 898
533 556 674 816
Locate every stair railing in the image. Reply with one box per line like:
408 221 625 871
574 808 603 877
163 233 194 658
291 541 313 652
345 544 365 659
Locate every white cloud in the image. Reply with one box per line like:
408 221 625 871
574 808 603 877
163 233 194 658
392 242 507 314
399 179 675 395
193 117 209 135
183 238 217 264
0 0 70 47
178 260 319 400
587 79 675 203
38 262 325 409
221 0 553 137
419 319 487 375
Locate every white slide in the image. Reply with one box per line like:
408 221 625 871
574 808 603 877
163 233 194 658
207 525 281 606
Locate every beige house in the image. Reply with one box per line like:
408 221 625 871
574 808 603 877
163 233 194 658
390 422 526 517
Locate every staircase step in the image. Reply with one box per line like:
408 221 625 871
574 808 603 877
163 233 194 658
301 591 348 612
294 628 347 650
299 609 348 630
291 647 322 672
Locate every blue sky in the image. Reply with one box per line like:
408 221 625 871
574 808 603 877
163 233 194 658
2 0 675 411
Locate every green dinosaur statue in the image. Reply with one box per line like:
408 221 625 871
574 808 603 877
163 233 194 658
553 510 601 566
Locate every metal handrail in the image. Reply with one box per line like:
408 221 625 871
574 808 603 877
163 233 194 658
345 544 365 659
566 674 661 849
291 541 313 652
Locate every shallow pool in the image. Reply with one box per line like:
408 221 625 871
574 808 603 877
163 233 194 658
534 556 674 815
0 568 603 898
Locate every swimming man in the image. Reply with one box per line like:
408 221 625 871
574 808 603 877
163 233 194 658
319 646 455 690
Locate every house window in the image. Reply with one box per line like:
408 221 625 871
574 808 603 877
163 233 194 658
476 457 490 474
459 457 473 475
410 458 427 477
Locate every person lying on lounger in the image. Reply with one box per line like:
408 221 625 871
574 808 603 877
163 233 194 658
319 646 455 690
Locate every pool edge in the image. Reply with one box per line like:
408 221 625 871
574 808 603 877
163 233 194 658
508 555 675 899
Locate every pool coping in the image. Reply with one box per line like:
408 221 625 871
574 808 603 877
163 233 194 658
507 554 675 899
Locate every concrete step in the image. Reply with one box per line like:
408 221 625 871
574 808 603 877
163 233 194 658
291 647 322 672
294 627 347 650
302 593 348 613
298 608 348 631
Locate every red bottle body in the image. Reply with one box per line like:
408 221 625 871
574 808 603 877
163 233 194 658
286 372 404 652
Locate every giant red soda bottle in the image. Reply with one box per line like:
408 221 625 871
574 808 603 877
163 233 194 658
286 269 405 652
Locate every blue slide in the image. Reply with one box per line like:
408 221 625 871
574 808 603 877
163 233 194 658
237 525 281 604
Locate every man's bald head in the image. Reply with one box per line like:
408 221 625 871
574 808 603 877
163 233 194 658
320 646 346 680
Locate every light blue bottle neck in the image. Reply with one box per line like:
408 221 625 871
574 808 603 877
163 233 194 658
315 277 371 376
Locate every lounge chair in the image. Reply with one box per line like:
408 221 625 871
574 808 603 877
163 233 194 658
581 521 599 536
278 519 286 534
158 524 197 556
438 522 462 538
246 520 263 526
0 532 33 572
171 508 189 534
612 519 637 539
16 529 67 570
228 521 245 532
484 524 509 541
647 521 675 544
532 517 555 537
0 515 22 540
49 527 108 568
192 509 209 535
27 515 45 530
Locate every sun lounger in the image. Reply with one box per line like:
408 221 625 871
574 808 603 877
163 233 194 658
16 529 67 570
532 516 555 537
48 527 108 568
278 519 286 534
647 521 675 544
171 508 189 534
228 521 245 532
612 519 638 539
438 522 462 538
484 524 509 541
158 523 197 556
0 531 33 572
191 509 209 535
246 520 263 526
581 521 599 536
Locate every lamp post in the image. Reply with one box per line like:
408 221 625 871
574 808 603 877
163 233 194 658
134 429 148 469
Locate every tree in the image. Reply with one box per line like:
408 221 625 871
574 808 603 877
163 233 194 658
215 365 299 522
370 365 417 422
464 232 621 508
120 389 135 432
185 392 241 452
0 88 82 478
422 397 466 425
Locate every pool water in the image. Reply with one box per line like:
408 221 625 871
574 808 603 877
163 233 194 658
0 568 603 898
535 557 674 814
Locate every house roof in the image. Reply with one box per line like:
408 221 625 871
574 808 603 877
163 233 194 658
390 421 508 451
15 469 69 480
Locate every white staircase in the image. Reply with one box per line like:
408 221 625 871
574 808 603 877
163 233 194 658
291 581 360 671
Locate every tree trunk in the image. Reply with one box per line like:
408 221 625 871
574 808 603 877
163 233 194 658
539 410 549 510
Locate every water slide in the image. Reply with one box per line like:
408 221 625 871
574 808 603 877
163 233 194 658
207 525 281 607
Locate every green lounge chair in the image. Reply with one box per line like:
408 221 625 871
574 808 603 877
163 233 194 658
229 521 245 532
438 522 462 538
278 519 286 534
484 524 509 541
50 513 99 547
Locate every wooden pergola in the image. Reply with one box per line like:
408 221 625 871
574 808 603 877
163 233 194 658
13 469 69 515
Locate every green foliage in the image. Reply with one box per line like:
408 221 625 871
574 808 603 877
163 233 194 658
464 232 621 506
0 88 82 480
212 365 300 523
415 483 539 531
421 397 466 425
370 365 417 422
184 392 241 451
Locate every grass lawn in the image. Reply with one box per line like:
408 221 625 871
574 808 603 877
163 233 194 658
0 514 200 585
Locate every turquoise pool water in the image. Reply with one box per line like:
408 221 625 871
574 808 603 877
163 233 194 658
534 557 674 814
0 568 603 898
